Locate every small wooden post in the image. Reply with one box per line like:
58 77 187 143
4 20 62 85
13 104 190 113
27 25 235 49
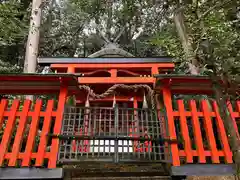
0 100 19 166
178 100 193 163
48 82 68 168
189 100 206 163
162 85 180 166
67 66 75 74
9 100 31 166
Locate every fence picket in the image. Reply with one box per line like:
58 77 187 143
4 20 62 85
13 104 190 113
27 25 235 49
237 101 240 127
8 100 31 166
177 100 193 163
0 100 19 166
35 100 54 166
163 88 180 166
189 100 206 163
0 99 7 129
212 101 232 163
22 100 42 166
48 86 67 168
237 101 240 112
201 100 219 163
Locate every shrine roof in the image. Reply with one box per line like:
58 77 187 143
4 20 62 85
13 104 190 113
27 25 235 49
0 73 81 95
154 74 215 94
38 57 173 65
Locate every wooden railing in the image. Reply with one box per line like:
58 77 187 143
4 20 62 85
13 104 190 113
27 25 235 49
0 99 64 168
164 98 240 166
0 98 239 168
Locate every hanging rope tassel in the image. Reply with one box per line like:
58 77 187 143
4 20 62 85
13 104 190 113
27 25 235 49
142 92 148 109
85 92 90 108
112 94 116 108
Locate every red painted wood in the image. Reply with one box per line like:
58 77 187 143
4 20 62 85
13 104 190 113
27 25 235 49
237 101 240 125
67 66 75 73
48 85 68 168
151 66 159 76
189 100 206 163
212 101 233 163
35 100 54 166
110 69 117 77
227 102 240 139
0 100 19 166
151 66 159 85
51 63 175 69
8 100 31 166
177 100 193 163
4 152 51 159
0 99 7 129
3 111 57 117
201 100 219 163
78 77 155 84
22 100 42 166
179 150 228 157
162 88 180 166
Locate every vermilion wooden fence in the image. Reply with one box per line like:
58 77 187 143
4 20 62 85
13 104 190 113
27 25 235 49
0 99 63 168
164 98 240 166
0 98 239 168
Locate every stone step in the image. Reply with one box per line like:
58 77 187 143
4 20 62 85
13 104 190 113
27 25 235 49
64 176 172 180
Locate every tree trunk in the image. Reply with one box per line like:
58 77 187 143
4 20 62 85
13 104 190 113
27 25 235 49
213 80 240 174
173 8 200 75
106 0 113 40
174 5 240 173
24 0 42 73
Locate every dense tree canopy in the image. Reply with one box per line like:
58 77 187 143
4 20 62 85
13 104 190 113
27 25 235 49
0 0 239 77
0 0 31 72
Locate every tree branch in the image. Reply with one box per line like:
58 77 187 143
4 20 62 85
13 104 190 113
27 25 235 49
196 0 232 23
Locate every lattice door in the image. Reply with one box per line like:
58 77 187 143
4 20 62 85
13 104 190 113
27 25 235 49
58 106 170 163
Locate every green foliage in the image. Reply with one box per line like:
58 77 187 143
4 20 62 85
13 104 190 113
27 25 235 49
40 0 169 57
151 23 184 61
0 0 239 79
0 0 28 46
0 61 22 73
151 0 240 78
0 0 30 73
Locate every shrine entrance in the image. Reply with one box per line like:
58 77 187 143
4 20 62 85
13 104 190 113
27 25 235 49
58 105 170 164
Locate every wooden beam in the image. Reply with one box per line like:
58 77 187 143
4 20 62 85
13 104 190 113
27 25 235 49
76 96 142 103
51 63 175 69
78 77 155 84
